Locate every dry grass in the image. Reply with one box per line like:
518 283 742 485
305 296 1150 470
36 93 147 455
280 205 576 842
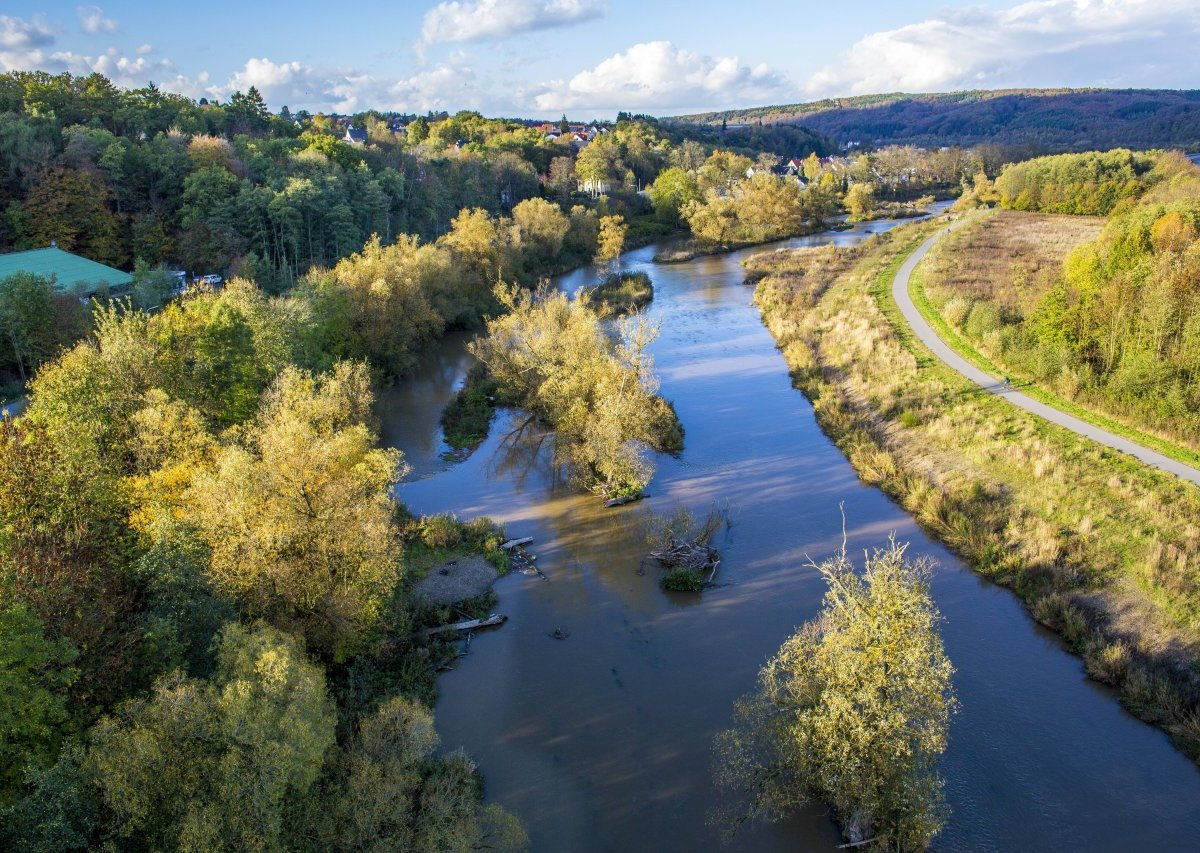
920 210 1103 314
753 223 1200 762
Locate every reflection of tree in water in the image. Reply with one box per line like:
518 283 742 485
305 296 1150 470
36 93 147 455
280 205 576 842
483 410 566 495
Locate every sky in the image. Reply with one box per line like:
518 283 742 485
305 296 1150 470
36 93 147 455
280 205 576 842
2 0 1199 118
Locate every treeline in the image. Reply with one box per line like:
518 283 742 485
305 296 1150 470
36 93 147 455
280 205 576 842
647 145 984 248
994 149 1158 215
941 150 1200 447
671 89 1200 152
0 70 807 291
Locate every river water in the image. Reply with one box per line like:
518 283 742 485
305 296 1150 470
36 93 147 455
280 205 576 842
378 208 1200 851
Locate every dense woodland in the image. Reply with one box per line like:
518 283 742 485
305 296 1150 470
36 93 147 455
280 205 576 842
674 88 1200 152
932 150 1200 448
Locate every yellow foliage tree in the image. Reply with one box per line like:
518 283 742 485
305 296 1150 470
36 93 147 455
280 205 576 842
184 362 405 658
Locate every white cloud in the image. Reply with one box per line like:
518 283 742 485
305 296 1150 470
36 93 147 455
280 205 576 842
76 5 116 34
420 0 603 46
805 0 1200 97
532 40 792 113
136 43 153 55
216 56 489 113
0 14 56 71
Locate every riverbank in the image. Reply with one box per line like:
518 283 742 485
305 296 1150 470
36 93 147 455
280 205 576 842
751 223 1200 761
653 218 836 263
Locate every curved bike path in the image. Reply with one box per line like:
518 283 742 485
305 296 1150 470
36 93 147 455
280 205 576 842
892 222 1200 488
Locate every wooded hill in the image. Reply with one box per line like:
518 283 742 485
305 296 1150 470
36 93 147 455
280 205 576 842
670 89 1200 152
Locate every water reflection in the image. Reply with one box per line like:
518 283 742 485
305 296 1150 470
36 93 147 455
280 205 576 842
384 202 1200 851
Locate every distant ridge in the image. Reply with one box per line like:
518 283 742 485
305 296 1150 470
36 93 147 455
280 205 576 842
667 88 1200 152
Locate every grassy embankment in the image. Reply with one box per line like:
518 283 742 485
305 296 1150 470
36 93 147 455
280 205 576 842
913 210 1200 469
750 223 1200 761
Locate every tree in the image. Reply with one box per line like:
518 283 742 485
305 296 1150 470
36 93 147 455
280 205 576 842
0 272 57 383
511 198 569 275
88 623 336 851
558 114 569 135
183 363 405 659
316 696 528 852
715 540 957 850
469 287 681 500
647 167 700 225
595 214 627 274
845 182 877 220
18 168 124 267
406 116 429 145
0 604 77 802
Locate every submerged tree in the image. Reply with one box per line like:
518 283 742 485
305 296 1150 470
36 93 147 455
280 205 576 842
714 539 956 851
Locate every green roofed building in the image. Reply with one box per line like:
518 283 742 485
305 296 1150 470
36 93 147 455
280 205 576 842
0 246 132 298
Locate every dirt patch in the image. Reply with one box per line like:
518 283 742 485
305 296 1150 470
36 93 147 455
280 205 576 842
413 554 499 605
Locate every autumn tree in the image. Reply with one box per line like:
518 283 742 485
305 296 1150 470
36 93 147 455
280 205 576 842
469 287 681 499
845 182 877 220
18 168 124 267
595 214 627 274
183 363 405 659
715 540 957 850
314 696 528 852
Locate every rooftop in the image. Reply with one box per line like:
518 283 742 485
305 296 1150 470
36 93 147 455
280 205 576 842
0 247 132 296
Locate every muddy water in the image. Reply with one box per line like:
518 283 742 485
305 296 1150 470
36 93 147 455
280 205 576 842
379 208 1200 851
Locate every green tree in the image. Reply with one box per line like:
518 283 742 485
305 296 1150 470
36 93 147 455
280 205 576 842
0 272 57 383
18 168 124 267
647 166 700 225
317 696 528 851
0 604 77 802
88 622 336 851
715 540 957 850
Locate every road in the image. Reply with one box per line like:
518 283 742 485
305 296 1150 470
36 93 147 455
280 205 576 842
892 222 1200 488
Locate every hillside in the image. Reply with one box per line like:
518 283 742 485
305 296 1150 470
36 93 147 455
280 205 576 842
670 89 1200 152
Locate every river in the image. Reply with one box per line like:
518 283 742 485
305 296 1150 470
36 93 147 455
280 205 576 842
378 207 1200 851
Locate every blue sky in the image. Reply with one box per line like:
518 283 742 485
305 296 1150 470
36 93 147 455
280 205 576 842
2 1 1199 117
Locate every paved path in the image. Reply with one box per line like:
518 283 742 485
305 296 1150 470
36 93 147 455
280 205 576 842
892 222 1200 488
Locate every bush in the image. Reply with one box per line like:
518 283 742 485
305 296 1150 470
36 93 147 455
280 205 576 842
419 514 463 550
660 568 704 592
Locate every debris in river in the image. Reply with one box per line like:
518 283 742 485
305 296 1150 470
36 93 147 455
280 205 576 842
550 628 570 640
645 506 725 590
421 613 507 638
501 536 533 550
605 494 645 508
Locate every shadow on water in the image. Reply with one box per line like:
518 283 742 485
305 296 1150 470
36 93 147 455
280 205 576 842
381 203 1200 851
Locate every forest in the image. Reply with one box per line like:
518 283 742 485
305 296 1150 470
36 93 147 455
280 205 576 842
672 88 1200 152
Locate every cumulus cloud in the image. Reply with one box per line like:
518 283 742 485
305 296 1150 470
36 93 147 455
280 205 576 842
806 0 1200 97
532 40 792 113
216 56 489 113
0 14 56 71
420 0 603 46
77 5 116 34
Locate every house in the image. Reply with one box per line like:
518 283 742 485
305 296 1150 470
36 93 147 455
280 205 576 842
0 245 132 299
343 126 368 145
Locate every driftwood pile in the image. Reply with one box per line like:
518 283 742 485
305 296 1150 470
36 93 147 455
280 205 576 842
502 536 547 579
650 539 720 579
